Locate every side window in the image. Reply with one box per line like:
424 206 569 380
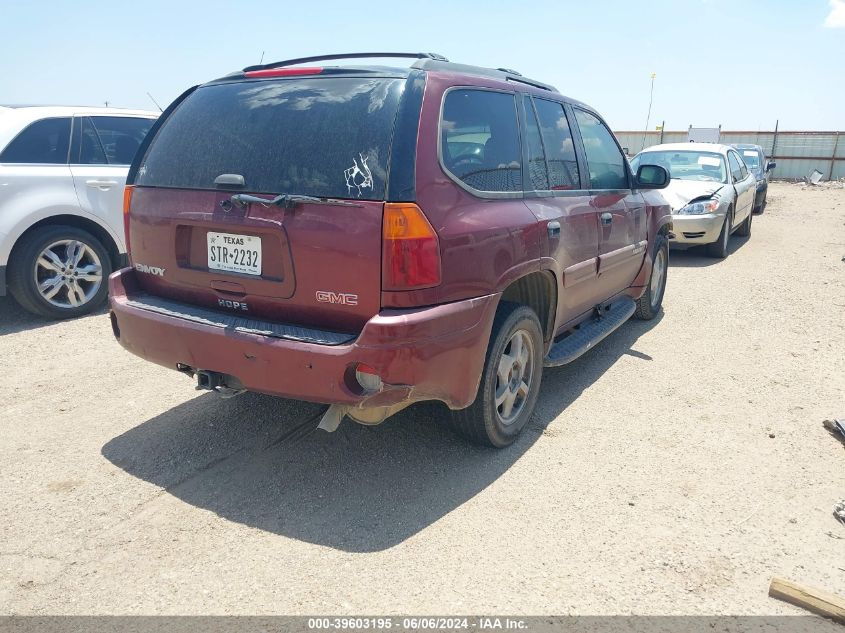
0 117 71 164
738 156 748 179
728 152 743 182
78 118 107 164
572 109 628 190
522 96 548 190
534 99 580 190
77 116 154 165
441 89 522 193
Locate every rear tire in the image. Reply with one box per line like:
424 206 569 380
8 225 112 319
449 302 544 448
736 206 752 237
634 234 668 320
705 210 732 259
757 190 767 214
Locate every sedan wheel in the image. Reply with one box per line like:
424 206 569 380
35 240 104 308
8 225 112 319
736 209 752 237
706 211 732 259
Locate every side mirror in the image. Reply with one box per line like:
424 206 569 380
766 161 776 171
636 164 669 189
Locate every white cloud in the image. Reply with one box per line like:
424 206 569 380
825 0 845 27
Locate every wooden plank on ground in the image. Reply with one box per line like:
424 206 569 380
768 576 845 624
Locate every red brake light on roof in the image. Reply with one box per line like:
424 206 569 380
244 67 323 78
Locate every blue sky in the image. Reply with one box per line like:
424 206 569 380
2 0 843 131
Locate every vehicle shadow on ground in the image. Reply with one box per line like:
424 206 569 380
1 297 57 336
669 235 749 268
0 296 107 336
102 313 662 553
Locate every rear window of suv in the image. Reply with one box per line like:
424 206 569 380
136 77 404 200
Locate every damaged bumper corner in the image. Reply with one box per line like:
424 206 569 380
109 267 501 419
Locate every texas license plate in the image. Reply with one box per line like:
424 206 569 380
207 232 262 276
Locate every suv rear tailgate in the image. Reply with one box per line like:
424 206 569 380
129 186 383 332
128 74 406 332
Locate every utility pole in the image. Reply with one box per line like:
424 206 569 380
641 73 656 152
771 119 779 160
104 100 110 108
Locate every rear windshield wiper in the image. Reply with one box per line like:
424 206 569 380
230 193 360 209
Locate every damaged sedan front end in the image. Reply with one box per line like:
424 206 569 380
664 181 728 244
631 143 757 258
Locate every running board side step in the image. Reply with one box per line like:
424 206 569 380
544 297 636 367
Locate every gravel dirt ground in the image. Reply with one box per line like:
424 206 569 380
1 182 843 616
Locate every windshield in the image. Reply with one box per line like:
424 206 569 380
631 150 727 183
740 149 762 169
136 76 404 200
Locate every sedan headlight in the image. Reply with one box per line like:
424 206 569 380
678 199 719 215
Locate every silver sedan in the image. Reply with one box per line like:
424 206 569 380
631 142 756 258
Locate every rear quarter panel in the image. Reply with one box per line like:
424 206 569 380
0 164 121 265
382 71 544 308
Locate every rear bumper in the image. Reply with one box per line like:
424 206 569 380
668 213 725 245
109 268 499 411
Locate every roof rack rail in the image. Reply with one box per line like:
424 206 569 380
412 59 557 92
243 52 448 73
505 76 552 91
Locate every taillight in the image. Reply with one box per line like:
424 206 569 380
244 67 323 78
382 203 441 291
122 185 134 256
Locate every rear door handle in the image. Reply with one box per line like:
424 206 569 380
86 179 118 189
600 212 613 225
547 221 561 237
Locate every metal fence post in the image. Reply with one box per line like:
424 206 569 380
659 121 665 144
829 131 840 181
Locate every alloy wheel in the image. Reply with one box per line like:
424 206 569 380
650 247 666 305
494 329 535 426
34 240 103 308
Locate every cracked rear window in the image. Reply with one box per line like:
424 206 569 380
136 77 403 200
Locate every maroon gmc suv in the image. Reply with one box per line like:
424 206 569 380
110 52 672 447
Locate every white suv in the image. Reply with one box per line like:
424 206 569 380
0 106 158 318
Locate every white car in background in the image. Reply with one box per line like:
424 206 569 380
630 143 757 259
0 106 157 318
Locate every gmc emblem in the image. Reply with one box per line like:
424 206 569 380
315 291 358 306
